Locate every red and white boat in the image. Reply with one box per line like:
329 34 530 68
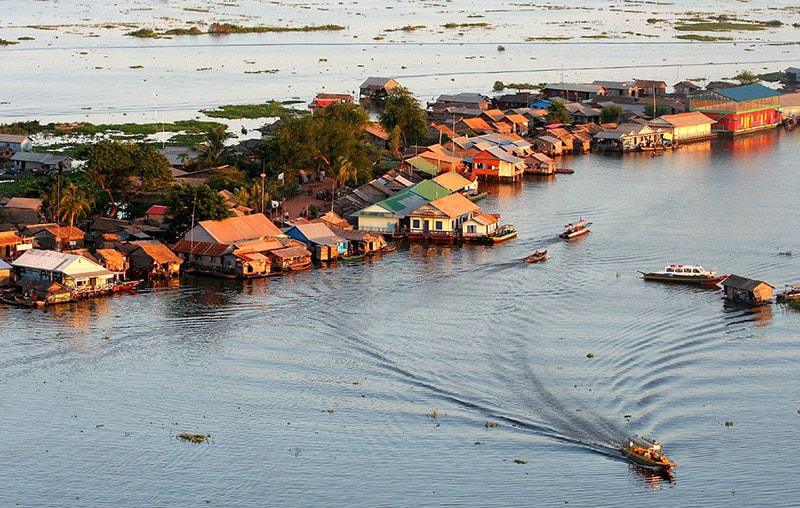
559 218 591 239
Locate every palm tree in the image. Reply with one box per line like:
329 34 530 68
330 156 356 211
188 125 234 171
57 182 94 232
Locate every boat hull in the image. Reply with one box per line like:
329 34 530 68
641 273 726 285
559 228 590 240
776 292 800 301
621 448 676 471
523 250 548 263
490 231 517 244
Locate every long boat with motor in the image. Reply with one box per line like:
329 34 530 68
559 218 591 239
488 224 518 244
523 249 548 263
621 435 677 471
638 264 727 285
776 284 800 301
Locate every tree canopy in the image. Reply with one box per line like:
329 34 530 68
81 140 172 217
162 183 234 239
379 86 429 148
732 70 760 86
257 102 375 189
545 100 572 124
601 105 624 124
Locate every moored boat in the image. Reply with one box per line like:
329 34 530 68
112 279 143 292
621 435 676 471
488 224 518 244
776 284 800 301
559 218 591 239
523 250 548 263
638 264 727 285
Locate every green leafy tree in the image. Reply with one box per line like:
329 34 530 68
644 103 671 118
379 86 429 148
732 70 760 86
601 105 624 124
82 140 172 217
545 100 572 124
257 103 375 187
162 183 234 239
206 166 247 191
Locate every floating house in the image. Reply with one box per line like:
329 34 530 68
461 212 501 242
121 241 182 279
721 274 774 305
308 93 353 110
12 249 115 301
405 193 480 243
594 123 664 151
470 146 526 181
267 245 312 272
285 223 348 262
0 230 33 260
647 111 716 144
689 84 783 136
359 77 399 103
0 259 12 287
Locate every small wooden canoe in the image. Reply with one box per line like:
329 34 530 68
523 250 548 263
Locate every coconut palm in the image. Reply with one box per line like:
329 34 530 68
187 124 235 171
57 182 94 232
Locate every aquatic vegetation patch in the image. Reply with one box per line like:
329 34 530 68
200 102 304 119
178 432 209 443
0 39 19 46
676 34 734 41
442 22 490 29
127 23 344 38
243 69 279 74
674 21 768 32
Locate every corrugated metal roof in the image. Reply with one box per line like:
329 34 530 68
195 213 282 243
5 197 43 210
432 171 473 191
419 193 479 218
136 243 182 264
13 248 112 277
722 274 774 290
408 180 451 201
651 111 715 128
713 84 783 102
289 223 344 245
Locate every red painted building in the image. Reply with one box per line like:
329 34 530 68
689 84 782 136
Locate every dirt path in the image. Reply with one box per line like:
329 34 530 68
277 177 336 221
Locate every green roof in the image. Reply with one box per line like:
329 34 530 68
714 84 782 102
407 179 451 201
404 155 439 176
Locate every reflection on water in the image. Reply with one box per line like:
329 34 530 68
2 130 800 506
629 464 676 490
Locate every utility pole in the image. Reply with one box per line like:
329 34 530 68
260 171 266 215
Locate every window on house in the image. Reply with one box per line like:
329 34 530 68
466 225 476 233
435 221 443 230
412 219 420 229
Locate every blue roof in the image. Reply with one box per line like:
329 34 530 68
714 84 782 102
